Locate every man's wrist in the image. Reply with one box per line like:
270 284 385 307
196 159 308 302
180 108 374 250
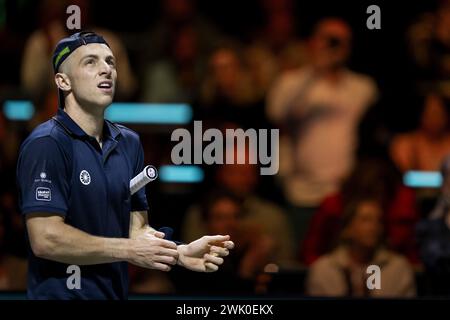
109 238 134 263
176 244 187 266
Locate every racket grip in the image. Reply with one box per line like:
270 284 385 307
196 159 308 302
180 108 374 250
130 165 158 195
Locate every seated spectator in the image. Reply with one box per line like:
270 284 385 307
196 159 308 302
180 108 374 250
203 190 273 281
180 190 273 294
182 158 294 266
301 157 419 266
390 91 450 173
306 198 416 297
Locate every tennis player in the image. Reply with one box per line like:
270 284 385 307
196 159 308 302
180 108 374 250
16 31 234 300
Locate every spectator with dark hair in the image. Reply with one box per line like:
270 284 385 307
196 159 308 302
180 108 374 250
182 157 294 267
306 198 416 297
390 91 450 173
301 157 419 266
202 191 273 280
181 190 272 293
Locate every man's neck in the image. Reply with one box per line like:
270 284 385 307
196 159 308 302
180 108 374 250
64 102 105 145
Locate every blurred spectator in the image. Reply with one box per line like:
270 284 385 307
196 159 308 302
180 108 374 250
140 0 223 104
202 190 273 281
306 198 416 297
182 150 294 267
266 18 378 250
178 190 274 294
21 0 137 124
244 0 308 99
390 91 450 173
417 154 450 295
141 25 203 103
198 45 265 129
301 157 420 266
142 0 222 62
407 0 450 94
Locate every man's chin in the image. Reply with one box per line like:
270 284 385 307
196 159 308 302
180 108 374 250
79 97 114 114
95 95 114 108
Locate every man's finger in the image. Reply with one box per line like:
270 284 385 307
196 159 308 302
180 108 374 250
210 246 229 257
204 235 230 244
205 262 219 272
157 247 179 258
151 262 172 272
204 253 224 265
155 255 178 265
223 241 235 250
156 238 178 249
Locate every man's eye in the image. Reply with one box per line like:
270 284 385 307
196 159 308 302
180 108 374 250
86 59 95 65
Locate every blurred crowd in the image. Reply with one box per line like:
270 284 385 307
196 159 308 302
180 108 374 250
3 0 450 297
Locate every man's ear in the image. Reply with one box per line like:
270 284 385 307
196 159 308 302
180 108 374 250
55 72 71 92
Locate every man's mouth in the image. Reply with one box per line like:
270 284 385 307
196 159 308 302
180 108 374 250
97 81 113 93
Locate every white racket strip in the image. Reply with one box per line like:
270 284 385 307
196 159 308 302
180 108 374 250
130 165 158 195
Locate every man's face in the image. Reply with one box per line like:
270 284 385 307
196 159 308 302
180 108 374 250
421 94 448 135
346 201 383 249
207 198 240 236
59 43 117 111
310 19 352 70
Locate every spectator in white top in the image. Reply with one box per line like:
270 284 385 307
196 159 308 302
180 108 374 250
266 18 378 250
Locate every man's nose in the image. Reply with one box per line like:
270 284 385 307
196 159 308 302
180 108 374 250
99 61 112 76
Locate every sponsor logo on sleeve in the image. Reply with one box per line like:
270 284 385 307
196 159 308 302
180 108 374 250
36 187 51 201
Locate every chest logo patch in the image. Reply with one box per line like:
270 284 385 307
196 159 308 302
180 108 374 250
80 170 91 185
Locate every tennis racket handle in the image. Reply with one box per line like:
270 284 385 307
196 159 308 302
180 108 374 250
130 165 158 195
